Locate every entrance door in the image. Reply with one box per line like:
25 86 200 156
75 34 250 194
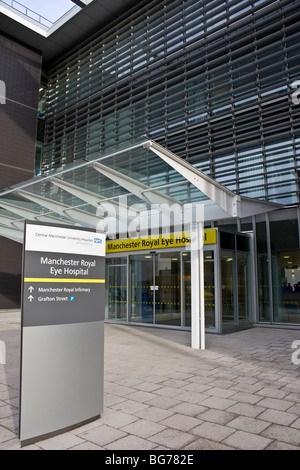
130 254 154 324
129 253 181 326
182 250 216 329
155 253 181 326
106 259 127 321
220 233 252 331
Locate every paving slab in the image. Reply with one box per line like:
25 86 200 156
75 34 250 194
0 310 300 450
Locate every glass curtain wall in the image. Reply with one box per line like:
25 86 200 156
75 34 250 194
129 252 182 326
105 213 300 328
182 251 216 329
220 232 251 330
183 252 191 327
105 257 127 321
256 218 270 322
221 250 235 326
106 249 216 329
237 252 250 323
43 1 300 207
130 254 154 324
204 251 216 329
270 218 300 324
155 253 181 326
256 211 300 325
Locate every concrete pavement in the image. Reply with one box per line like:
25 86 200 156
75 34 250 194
1 310 300 450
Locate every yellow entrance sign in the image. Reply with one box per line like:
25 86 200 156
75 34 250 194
204 229 217 245
106 229 217 254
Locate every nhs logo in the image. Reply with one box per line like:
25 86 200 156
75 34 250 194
94 238 103 244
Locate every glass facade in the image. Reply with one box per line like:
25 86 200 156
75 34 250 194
204 251 216 329
256 210 300 325
181 251 216 329
256 218 270 322
42 0 300 207
105 231 254 332
106 257 127 321
29 0 300 329
220 232 251 331
106 249 217 330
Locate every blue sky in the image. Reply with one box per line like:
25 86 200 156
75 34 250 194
18 0 75 23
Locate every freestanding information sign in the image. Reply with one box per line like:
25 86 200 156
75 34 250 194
19 222 106 447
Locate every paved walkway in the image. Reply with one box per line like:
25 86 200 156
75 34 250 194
1 310 300 450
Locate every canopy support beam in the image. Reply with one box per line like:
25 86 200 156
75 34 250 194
146 141 241 218
17 190 104 230
190 218 205 350
0 199 73 226
92 161 182 208
51 177 139 220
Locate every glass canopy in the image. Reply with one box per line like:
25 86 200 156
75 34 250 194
0 140 280 244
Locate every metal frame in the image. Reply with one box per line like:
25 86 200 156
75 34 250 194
0 139 282 347
106 242 220 336
0 140 279 240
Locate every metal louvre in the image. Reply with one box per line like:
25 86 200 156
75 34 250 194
0 140 280 243
40 0 300 205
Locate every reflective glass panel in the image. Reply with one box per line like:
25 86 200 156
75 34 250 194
106 257 127 321
270 219 300 324
155 253 181 327
129 254 154 324
221 250 235 327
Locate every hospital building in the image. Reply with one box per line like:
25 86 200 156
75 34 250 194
1 0 300 347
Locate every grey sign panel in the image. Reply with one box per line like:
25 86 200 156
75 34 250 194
23 251 105 327
19 222 106 447
20 322 104 445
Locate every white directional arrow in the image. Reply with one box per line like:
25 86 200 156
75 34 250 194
28 295 34 302
28 286 34 293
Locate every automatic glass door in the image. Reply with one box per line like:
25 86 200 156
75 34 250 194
129 252 181 326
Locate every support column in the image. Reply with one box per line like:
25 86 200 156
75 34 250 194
190 221 205 350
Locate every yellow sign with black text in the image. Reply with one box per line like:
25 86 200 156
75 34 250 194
106 229 217 254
